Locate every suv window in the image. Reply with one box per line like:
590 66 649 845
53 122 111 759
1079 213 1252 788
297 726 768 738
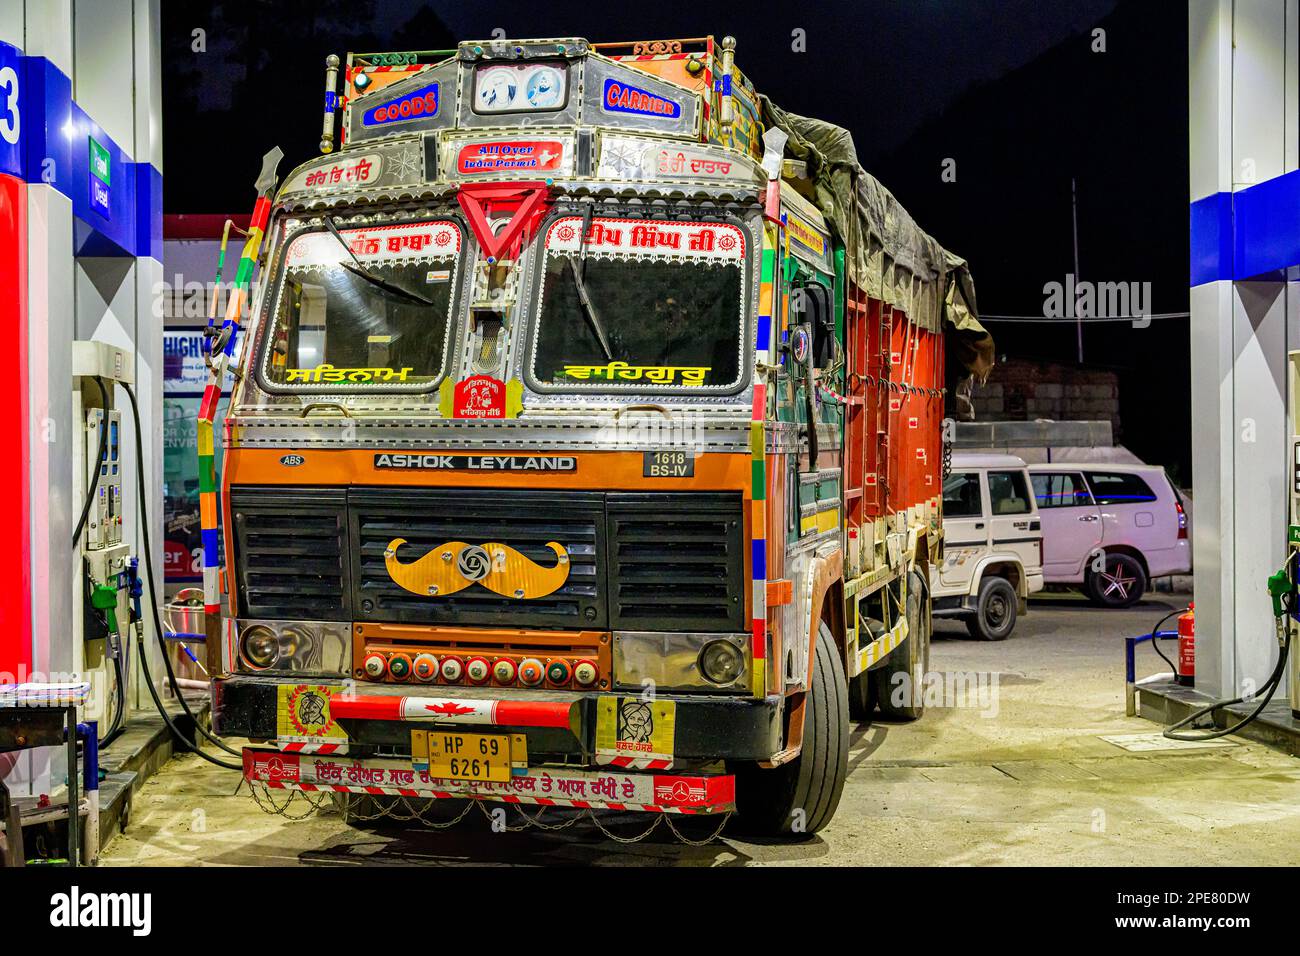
1085 471 1158 505
988 470 1032 515
943 472 983 518
1032 472 1092 508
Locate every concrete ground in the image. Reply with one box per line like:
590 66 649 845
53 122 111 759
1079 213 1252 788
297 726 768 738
101 591 1300 866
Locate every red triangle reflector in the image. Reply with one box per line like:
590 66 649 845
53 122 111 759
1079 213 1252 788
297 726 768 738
456 182 552 262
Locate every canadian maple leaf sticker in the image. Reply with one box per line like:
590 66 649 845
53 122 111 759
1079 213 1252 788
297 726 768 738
424 702 476 716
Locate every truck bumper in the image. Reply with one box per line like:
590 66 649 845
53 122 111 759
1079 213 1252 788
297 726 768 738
213 674 783 765
242 747 737 815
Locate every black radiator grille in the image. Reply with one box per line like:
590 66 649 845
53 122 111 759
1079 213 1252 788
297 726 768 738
230 487 350 620
606 493 744 632
350 488 604 628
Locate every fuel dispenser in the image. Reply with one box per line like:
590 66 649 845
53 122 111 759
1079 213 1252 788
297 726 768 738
72 340 134 739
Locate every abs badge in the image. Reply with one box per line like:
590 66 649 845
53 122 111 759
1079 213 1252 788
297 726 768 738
596 697 676 770
275 684 348 754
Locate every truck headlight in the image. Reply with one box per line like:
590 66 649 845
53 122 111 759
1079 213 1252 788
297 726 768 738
699 639 745 685
235 619 351 676
240 624 279 670
612 632 749 692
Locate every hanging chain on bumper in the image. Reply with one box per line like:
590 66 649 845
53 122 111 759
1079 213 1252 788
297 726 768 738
247 783 731 844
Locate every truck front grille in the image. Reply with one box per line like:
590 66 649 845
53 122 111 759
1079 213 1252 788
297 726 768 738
229 487 350 620
606 493 745 632
350 488 605 628
228 487 744 632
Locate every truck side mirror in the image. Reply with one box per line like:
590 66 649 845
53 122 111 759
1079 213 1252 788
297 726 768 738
789 283 834 367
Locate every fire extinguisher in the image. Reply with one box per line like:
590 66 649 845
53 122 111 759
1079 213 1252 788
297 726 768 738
1176 603 1195 686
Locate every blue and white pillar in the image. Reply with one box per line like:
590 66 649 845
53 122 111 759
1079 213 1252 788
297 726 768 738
1189 0 1299 700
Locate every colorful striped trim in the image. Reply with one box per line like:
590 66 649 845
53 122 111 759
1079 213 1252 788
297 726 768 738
856 616 909 672
197 189 275 613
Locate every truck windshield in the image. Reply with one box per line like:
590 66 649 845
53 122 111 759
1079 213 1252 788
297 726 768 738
530 216 748 392
259 219 462 391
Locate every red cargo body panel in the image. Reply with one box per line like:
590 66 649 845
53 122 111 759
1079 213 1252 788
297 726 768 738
845 280 945 527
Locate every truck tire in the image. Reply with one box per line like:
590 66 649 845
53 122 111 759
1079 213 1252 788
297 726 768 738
966 575 1017 640
731 622 849 839
1086 553 1146 608
873 569 930 720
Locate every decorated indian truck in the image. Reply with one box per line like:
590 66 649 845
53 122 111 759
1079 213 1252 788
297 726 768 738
203 35 992 838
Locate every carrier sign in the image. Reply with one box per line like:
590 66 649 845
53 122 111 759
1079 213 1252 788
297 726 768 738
602 79 681 119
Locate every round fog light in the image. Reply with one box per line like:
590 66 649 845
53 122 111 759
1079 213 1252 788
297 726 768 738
241 625 279 670
546 660 570 685
440 656 464 682
699 640 744 685
388 653 412 680
518 658 544 686
572 660 598 686
493 658 517 683
413 654 438 682
362 653 387 679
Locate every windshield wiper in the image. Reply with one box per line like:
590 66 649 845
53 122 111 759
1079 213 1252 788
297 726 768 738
568 207 614 361
323 216 435 306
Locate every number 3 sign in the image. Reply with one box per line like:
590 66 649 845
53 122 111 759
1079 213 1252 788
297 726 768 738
0 63 19 146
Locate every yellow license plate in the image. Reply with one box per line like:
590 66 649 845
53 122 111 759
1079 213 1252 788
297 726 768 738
420 731 512 783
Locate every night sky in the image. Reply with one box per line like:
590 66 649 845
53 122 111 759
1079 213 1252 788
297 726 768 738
162 0 1189 477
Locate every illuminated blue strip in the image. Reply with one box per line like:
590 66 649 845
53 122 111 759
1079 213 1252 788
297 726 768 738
1191 169 1300 285
0 41 162 261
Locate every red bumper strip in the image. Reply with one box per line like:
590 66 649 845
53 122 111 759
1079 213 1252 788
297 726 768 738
330 695 404 721
331 694 573 729
494 699 574 729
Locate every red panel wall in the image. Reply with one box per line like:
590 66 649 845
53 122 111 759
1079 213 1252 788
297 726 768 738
0 174 29 680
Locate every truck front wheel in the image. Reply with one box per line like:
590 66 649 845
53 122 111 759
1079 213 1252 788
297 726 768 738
730 622 848 839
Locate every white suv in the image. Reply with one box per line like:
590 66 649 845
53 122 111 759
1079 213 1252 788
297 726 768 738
1028 463 1190 608
933 453 1045 640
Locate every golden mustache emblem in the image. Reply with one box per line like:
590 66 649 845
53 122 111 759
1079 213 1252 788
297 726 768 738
384 539 571 599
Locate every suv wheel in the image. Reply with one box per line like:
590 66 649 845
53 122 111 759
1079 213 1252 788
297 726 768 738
1086 553 1146 608
966 576 1017 641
